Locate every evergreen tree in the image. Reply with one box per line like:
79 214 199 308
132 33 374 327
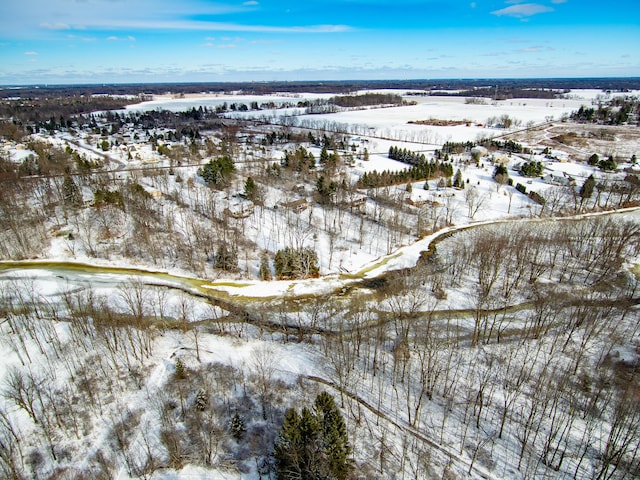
274 247 319 279
198 155 235 186
519 161 543 177
320 146 329 164
259 251 272 280
580 174 596 200
194 388 209 411
453 169 463 188
230 411 246 440
274 408 303 480
174 358 186 379
244 176 257 200
62 174 82 207
314 392 352 480
598 156 617 171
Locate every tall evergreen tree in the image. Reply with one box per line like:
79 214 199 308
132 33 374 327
580 174 596 200
453 169 463 188
259 251 272 280
274 393 351 480
274 408 303 480
244 176 257 200
314 392 352 480
62 174 82 207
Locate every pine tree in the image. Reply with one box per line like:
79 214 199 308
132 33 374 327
274 408 303 480
244 176 257 200
230 411 246 440
215 243 238 271
580 174 596 200
453 169 463 189
174 358 186 379
259 251 272 280
320 146 329 164
314 392 352 480
62 174 82 207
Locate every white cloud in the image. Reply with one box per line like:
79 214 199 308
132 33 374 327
518 46 543 52
107 35 136 42
24 51 38 55
243 1 259 5
40 22 71 30
85 19 351 33
491 3 554 18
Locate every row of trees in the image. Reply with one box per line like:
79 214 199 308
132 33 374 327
388 145 428 165
357 160 454 189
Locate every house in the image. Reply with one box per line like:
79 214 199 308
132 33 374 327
280 198 310 212
225 198 254 218
542 173 574 186
342 195 367 211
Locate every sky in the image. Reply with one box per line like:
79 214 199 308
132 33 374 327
0 0 638 85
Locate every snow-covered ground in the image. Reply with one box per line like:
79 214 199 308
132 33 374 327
1 87 639 480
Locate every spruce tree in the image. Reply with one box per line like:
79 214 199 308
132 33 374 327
274 408 303 480
580 174 596 200
314 392 352 480
230 411 246 440
62 174 82 207
453 169 463 189
194 388 209 411
320 146 329 164
259 251 272 280
244 176 257 200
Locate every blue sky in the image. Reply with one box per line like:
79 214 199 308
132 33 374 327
0 0 638 85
